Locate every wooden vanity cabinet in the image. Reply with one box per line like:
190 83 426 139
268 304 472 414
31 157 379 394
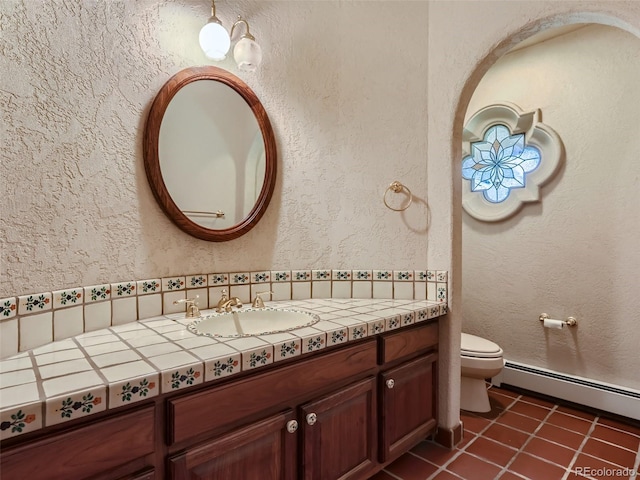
168 376 378 480
300 376 377 480
0 319 440 480
378 321 439 463
168 410 298 480
379 353 438 462
167 340 379 480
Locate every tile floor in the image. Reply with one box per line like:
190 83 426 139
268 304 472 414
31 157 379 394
370 386 640 480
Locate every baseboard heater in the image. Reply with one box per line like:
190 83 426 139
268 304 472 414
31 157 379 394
492 360 640 421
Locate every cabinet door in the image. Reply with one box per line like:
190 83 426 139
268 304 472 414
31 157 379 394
168 410 297 480
379 353 438 462
300 377 377 480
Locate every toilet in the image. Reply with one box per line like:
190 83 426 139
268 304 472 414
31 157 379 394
460 333 505 413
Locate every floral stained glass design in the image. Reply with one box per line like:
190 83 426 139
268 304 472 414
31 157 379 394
462 124 541 203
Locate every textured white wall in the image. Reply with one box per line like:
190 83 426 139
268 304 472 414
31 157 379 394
2 0 640 432
0 0 430 298
462 24 640 390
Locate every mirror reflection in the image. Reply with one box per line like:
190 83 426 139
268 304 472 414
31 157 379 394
159 80 266 229
143 66 277 242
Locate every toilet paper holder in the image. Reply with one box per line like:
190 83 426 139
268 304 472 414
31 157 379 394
539 313 578 327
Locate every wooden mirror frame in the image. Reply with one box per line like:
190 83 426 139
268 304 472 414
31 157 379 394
143 66 277 241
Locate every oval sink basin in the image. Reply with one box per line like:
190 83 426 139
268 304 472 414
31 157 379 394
187 308 321 338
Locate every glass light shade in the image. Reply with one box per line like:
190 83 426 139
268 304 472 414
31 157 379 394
199 21 231 61
233 37 262 72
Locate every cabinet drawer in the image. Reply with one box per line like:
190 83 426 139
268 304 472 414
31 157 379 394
168 339 377 445
379 321 438 364
1 406 155 480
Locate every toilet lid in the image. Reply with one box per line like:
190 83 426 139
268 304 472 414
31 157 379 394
461 333 503 358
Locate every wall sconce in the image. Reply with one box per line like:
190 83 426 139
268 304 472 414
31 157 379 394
199 0 263 72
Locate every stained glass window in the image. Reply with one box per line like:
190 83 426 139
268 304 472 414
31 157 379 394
462 124 541 203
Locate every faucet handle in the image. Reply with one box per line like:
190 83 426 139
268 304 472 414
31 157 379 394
174 295 201 318
252 291 273 309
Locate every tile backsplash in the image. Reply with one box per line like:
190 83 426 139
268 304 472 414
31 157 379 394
0 268 448 359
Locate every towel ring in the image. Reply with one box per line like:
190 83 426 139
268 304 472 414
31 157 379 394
384 181 412 212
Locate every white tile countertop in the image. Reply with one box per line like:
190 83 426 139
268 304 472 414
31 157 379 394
0 298 445 441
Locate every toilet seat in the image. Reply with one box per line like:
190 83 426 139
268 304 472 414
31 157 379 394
461 333 503 358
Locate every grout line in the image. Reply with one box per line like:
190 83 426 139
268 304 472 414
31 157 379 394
434 389 523 477
563 413 599 480
379 468 403 480
498 401 559 477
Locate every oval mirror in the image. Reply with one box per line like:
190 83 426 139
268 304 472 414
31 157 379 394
144 66 277 241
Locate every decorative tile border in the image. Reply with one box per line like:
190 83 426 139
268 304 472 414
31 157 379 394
46 387 107 427
161 365 203 393
137 279 161 295
110 376 159 408
292 270 311 281
52 288 83 309
271 271 291 283
231 272 250 285
0 298 17 319
242 347 273 370
205 355 240 381
162 277 185 291
1 268 447 358
274 339 301 361
85 284 111 303
0 402 41 440
17 292 51 315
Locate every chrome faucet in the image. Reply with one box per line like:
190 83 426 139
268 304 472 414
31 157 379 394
215 289 243 313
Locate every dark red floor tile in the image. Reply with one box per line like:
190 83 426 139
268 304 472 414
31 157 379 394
518 394 556 409
536 422 585 449
521 436 576 467
508 452 567 480
590 423 640 452
482 423 530 450
580 437 637 468
461 413 492 434
410 440 459 466
496 411 543 433
384 452 439 480
446 452 502 480
545 411 593 434
464 436 517 466
508 400 551 420
456 431 476 449
597 416 640 437
556 405 596 421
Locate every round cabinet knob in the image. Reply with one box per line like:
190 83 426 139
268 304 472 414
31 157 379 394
286 420 298 433
306 413 317 425
386 379 395 389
